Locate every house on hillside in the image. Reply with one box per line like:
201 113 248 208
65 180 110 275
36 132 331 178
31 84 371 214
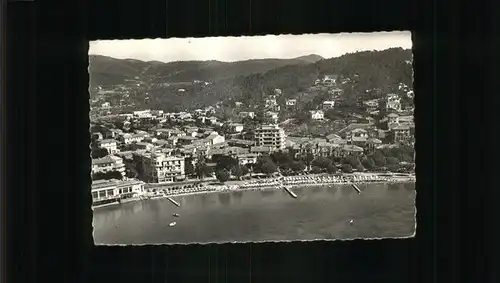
322 101 335 110
392 124 412 144
322 74 338 85
97 139 119 154
239 111 255 119
286 99 297 106
227 123 244 134
265 111 279 124
310 110 324 120
386 93 402 111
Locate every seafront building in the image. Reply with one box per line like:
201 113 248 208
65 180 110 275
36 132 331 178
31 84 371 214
91 179 145 205
134 151 186 183
91 155 126 177
254 124 286 151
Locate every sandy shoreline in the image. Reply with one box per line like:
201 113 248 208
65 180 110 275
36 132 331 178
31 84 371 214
93 173 415 209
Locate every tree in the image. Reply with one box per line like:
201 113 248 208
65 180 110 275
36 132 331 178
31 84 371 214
311 166 323 174
241 165 250 176
212 155 238 171
290 161 306 172
215 169 231 183
184 158 195 176
371 150 387 167
355 163 365 172
361 157 376 170
311 156 332 169
231 165 244 180
341 164 353 173
386 157 400 165
195 162 212 179
342 155 361 168
261 160 278 176
302 153 315 169
327 163 337 174
92 171 123 181
91 147 109 159
271 151 294 166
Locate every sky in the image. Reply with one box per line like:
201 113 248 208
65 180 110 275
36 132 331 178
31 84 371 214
89 31 412 63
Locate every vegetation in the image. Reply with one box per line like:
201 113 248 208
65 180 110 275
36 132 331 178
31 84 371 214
91 147 109 159
92 171 123 181
215 169 231 183
90 48 412 114
341 164 353 173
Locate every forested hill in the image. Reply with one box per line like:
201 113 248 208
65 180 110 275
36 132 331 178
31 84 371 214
89 54 325 87
91 48 413 112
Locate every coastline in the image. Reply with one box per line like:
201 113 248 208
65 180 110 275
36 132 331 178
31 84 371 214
92 173 415 209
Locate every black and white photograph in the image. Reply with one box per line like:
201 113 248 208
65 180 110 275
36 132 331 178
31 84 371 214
89 32 416 245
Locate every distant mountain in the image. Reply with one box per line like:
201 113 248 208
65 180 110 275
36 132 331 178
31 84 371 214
89 54 325 87
294 54 324 63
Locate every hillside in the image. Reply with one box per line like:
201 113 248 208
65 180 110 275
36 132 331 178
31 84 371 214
89 54 325 87
91 48 413 113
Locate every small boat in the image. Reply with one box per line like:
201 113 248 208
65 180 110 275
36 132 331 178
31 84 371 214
169 222 177 227
349 220 354 225
173 213 180 217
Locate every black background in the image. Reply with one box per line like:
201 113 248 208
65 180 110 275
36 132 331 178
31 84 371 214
5 0 499 282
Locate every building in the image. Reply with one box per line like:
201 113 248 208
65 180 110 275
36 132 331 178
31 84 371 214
97 139 118 154
265 111 279 124
322 101 335 110
120 133 145 144
236 153 259 166
310 110 324 120
91 155 126 177
133 110 152 118
254 124 286 151
91 179 145 205
393 125 411 143
101 102 111 109
286 99 297 106
265 99 277 108
203 132 225 145
134 151 186 183
387 113 400 124
239 111 255 119
227 123 244 133
387 94 402 111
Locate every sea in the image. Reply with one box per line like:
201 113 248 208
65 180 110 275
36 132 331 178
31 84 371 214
92 182 416 245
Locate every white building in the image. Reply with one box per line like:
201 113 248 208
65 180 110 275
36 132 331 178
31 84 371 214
286 99 297 106
239 111 255 119
236 153 258 166
254 124 286 151
265 99 277 108
133 110 152 118
322 101 335 110
135 152 186 183
101 102 111 109
120 133 145 144
387 94 402 111
97 139 118 154
228 123 244 133
203 132 225 145
310 110 324 120
91 155 126 177
265 111 279 124
91 179 145 204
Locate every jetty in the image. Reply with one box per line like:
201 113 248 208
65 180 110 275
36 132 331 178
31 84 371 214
351 184 362 194
167 197 181 207
283 186 298 198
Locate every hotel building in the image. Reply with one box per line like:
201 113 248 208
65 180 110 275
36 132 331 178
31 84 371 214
254 124 286 151
134 151 186 183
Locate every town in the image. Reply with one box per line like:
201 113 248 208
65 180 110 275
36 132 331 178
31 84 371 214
90 72 415 208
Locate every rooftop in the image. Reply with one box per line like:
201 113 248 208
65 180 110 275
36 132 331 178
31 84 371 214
98 139 117 144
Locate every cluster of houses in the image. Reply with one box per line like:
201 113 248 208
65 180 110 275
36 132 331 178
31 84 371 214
90 74 415 205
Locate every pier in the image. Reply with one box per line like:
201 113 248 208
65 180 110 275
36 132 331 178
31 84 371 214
351 184 362 194
283 186 298 198
167 197 181 207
